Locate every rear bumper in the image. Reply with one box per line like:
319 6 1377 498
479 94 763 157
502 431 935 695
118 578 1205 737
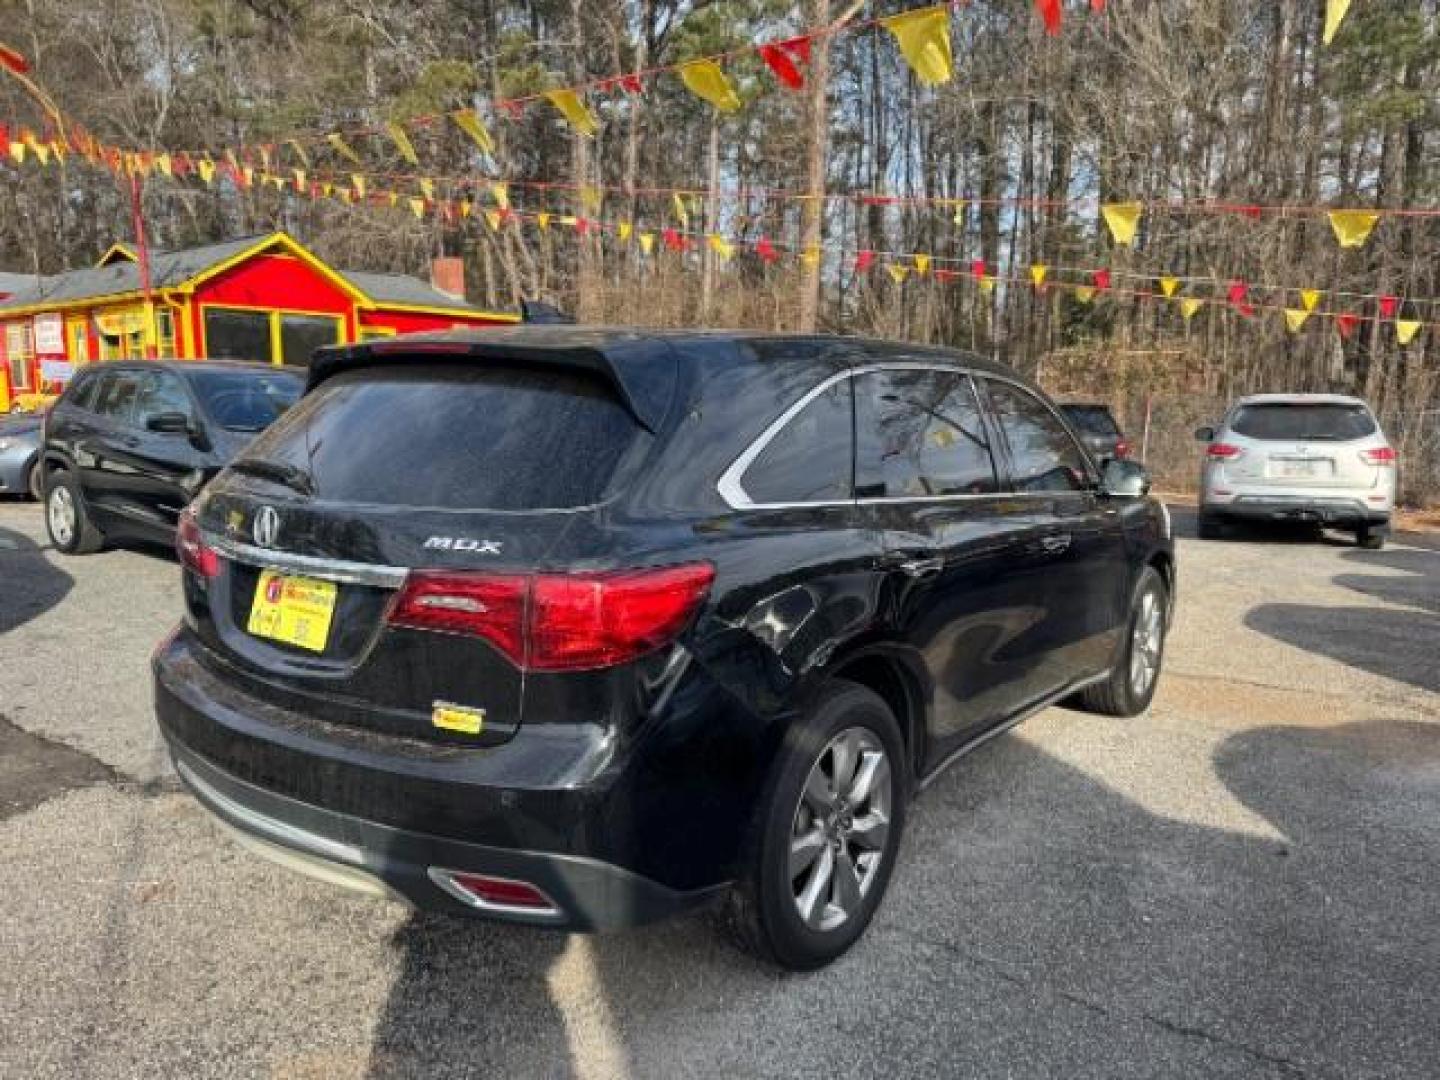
153 629 741 930
167 742 720 929
1203 493 1389 526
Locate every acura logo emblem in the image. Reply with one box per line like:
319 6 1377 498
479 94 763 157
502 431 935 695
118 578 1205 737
253 506 280 548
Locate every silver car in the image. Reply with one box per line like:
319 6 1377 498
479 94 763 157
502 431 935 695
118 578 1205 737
1195 393 1397 549
0 412 44 501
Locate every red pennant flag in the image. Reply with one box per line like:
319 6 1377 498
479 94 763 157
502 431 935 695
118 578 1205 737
1227 280 1248 306
855 250 876 273
1091 0 1106 9
662 227 686 252
621 73 644 95
1239 205 1262 220
498 207 515 226
934 269 961 283
970 259 986 280
1379 295 1400 318
759 36 812 90
1035 0 1063 35
575 216 593 236
755 236 779 263
1336 313 1360 339
173 152 193 177
497 100 524 121
1093 269 1111 290
0 45 30 74
0 123 8 149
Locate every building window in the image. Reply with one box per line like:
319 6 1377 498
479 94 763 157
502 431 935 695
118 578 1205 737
279 314 341 367
204 309 272 364
156 309 177 357
68 318 89 363
5 322 33 389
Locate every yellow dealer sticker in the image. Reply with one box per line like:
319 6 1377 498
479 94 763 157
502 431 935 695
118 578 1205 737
432 702 485 735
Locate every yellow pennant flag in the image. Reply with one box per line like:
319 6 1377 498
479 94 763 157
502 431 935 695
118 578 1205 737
979 274 997 295
452 109 495 155
32 141 50 166
580 185 603 213
484 209 502 232
287 139 310 167
8 140 25 164
950 199 967 225
458 199 473 219
914 253 931 275
242 166 255 187
387 191 400 207
409 197 426 219
386 122 420 166
419 177 436 201
1030 264 1048 287
618 221 634 242
708 234 735 260
1181 298 1204 320
1300 289 1321 312
155 153 173 177
351 174 367 199
321 183 333 198
1101 202 1144 246
1323 0 1352 45
537 212 552 232
1159 276 1181 298
1285 309 1311 333
801 246 821 269
293 168 306 190
881 6 953 87
672 193 690 227
544 89 599 137
328 133 361 163
679 60 742 113
197 158 216 184
490 182 509 209
1073 285 1096 304
1328 209 1379 249
639 232 655 255
887 264 910 284
1396 320 1422 346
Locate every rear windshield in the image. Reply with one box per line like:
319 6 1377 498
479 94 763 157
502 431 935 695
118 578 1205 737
236 363 644 510
1230 403 1376 441
191 370 303 432
1061 405 1120 436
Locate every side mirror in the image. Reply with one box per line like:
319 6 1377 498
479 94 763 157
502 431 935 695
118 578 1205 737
146 411 193 435
1101 457 1150 499
1194 425 1215 442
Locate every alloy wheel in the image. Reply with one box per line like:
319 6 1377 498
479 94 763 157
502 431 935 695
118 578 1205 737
788 726 893 933
1129 587 1164 697
48 485 75 547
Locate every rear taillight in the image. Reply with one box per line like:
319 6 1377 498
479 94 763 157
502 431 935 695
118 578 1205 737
1206 442 1244 460
1359 446 1397 466
388 563 715 671
1113 439 1132 459
176 510 219 579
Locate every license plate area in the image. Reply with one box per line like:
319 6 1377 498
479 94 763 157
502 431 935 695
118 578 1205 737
246 570 338 653
1268 457 1330 480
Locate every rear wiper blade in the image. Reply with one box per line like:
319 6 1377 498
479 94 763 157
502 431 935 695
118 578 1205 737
228 458 315 497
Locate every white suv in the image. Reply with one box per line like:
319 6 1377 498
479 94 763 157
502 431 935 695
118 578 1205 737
1196 393 1397 549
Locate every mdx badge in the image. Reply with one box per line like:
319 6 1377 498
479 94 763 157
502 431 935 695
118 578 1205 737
253 506 281 548
423 536 503 554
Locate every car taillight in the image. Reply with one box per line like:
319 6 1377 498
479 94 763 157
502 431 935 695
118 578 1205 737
1206 442 1244 460
388 563 715 671
1359 446 1397 466
176 510 219 579
1113 439 1131 459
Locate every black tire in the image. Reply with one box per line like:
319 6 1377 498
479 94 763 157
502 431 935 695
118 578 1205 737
1077 565 1168 718
44 469 105 554
723 681 908 971
26 458 43 502
1197 510 1227 540
1356 524 1386 550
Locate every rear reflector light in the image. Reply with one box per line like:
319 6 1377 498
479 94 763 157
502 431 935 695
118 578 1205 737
1359 446 1397 466
389 562 715 671
1113 439 1132 459
430 870 561 915
1206 442 1244 460
176 510 220 579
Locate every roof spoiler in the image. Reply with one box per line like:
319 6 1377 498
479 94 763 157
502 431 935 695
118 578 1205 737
306 335 678 433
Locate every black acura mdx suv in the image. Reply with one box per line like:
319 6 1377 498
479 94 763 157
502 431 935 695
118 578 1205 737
154 328 1174 970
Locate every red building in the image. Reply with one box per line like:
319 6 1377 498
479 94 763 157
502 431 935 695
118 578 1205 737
0 231 515 409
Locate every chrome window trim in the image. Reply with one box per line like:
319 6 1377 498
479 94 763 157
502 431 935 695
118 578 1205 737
716 361 1074 511
205 531 410 588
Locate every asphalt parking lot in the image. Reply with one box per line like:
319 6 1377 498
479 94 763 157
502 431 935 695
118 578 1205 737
1 501 1437 1080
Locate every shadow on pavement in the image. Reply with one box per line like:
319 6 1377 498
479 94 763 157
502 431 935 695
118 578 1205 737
1244 602 1440 693
1165 504 1353 546
0 523 73 636
1333 545 1440 614
364 718 1440 1078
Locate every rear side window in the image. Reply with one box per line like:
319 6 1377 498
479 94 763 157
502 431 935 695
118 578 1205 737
983 379 1091 493
93 371 143 424
238 363 645 510
1229 403 1376 441
856 369 998 498
1062 405 1120 436
132 372 195 429
65 373 100 412
742 379 853 504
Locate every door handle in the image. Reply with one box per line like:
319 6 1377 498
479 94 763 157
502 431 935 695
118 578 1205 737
897 556 945 579
1039 533 1071 555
